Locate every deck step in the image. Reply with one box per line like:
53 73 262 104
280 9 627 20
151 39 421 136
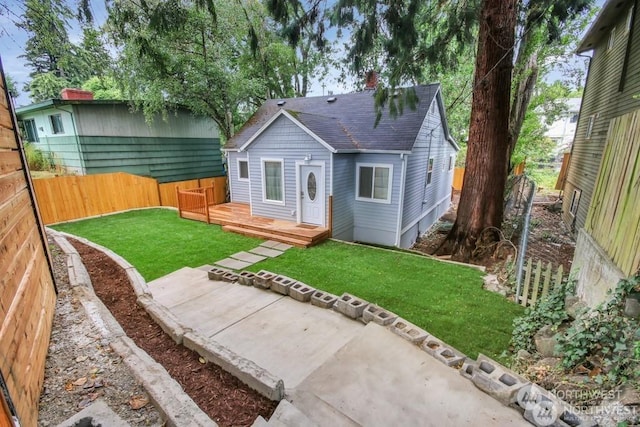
219 220 328 244
222 225 320 248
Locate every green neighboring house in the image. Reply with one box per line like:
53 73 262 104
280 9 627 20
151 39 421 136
16 98 224 183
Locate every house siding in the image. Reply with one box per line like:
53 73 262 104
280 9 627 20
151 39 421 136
399 99 454 249
563 3 640 230
247 115 331 223
352 152 403 246
331 154 355 241
227 151 250 203
17 108 84 174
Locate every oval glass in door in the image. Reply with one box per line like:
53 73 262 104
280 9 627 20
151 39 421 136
307 172 317 201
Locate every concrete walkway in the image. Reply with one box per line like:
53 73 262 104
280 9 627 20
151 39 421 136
213 240 292 270
148 267 529 426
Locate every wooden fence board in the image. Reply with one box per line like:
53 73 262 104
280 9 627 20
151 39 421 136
517 259 567 308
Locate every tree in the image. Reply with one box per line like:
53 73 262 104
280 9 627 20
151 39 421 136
108 0 298 140
81 76 124 100
5 74 19 100
28 71 70 102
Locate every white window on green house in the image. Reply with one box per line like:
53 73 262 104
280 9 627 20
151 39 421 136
49 114 64 134
449 155 454 171
586 116 595 139
569 189 581 216
608 27 616 51
426 157 435 185
238 159 249 181
262 159 284 203
23 119 39 142
356 163 392 203
626 7 634 33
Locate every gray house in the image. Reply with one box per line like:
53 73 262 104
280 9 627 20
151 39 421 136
223 84 458 248
16 95 224 183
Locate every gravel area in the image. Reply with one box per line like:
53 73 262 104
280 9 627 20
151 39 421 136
38 237 164 426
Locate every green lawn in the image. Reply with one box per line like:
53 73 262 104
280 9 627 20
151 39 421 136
52 208 523 360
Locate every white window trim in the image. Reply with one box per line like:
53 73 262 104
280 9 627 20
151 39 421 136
355 162 393 204
569 189 581 217
586 115 595 139
261 158 285 205
608 27 616 51
237 158 249 182
49 113 64 134
426 157 435 186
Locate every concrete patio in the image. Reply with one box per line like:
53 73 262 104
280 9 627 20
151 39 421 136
147 267 529 426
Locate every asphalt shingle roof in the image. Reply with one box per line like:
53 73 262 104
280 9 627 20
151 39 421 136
224 84 442 152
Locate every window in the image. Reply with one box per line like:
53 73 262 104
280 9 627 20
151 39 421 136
49 114 64 134
237 159 249 181
627 6 634 33
570 114 578 123
608 27 616 51
356 163 392 203
23 119 39 142
262 159 284 203
426 157 435 185
448 155 454 171
586 115 595 139
569 189 581 217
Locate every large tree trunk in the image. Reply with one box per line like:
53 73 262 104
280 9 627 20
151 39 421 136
436 0 517 262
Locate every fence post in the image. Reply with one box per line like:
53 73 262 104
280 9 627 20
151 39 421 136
520 258 533 306
204 186 210 223
176 186 181 218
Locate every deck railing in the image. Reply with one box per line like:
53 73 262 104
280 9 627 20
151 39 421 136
176 186 216 223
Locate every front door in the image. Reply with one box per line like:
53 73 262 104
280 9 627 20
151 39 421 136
300 164 324 226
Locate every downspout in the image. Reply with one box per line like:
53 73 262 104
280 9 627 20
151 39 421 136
55 105 85 174
394 152 408 247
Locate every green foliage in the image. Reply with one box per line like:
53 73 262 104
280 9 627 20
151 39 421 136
24 142 53 171
511 280 573 353
108 0 298 139
52 208 524 359
5 74 19 99
557 274 640 385
81 76 124 100
28 72 70 102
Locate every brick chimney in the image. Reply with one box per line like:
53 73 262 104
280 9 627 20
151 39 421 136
60 88 94 101
364 70 378 90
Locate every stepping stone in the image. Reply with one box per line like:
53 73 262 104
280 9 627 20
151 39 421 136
250 246 284 258
260 241 293 251
215 258 253 270
260 240 281 249
230 251 266 264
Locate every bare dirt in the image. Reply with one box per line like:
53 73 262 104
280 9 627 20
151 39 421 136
39 236 277 427
412 190 576 275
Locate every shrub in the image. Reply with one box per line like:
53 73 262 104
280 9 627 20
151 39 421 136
24 142 53 171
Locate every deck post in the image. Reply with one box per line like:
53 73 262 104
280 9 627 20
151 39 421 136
176 186 182 218
204 187 211 223
328 195 333 238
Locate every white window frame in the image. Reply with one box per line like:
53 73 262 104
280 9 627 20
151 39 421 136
569 189 581 217
355 162 393 204
426 157 435 186
586 115 595 139
608 27 616 51
49 114 64 134
626 6 634 33
261 158 285 205
237 158 249 181
23 118 39 142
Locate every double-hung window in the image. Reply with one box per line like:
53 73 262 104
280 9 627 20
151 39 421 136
262 159 284 203
426 157 435 185
238 159 249 181
356 163 392 203
24 119 39 142
49 114 64 134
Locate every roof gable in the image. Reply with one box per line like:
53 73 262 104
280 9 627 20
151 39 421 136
225 84 446 153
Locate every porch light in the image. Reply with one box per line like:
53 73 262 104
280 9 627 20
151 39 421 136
304 154 312 162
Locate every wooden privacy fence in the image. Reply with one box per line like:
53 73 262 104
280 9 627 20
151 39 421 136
516 259 566 307
453 162 525 191
177 186 215 223
32 172 227 224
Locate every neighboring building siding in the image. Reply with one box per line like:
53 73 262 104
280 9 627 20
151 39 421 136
399 100 454 249
331 153 355 241
228 151 250 203
352 152 404 246
564 3 640 230
18 108 84 174
77 136 223 183
247 115 331 223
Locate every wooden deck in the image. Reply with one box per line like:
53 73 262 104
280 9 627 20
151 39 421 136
207 203 330 248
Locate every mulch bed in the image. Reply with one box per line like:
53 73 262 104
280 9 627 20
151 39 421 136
68 238 277 427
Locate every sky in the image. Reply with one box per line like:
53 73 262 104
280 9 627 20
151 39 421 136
0 0 607 108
